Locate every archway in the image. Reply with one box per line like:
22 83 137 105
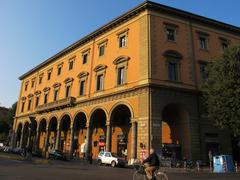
48 117 58 150
16 123 23 148
110 104 132 159
162 104 190 159
59 114 71 153
73 112 87 158
38 119 47 151
22 122 30 148
89 108 107 159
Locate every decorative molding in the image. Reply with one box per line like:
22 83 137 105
52 82 61 88
163 50 183 59
116 28 129 36
43 87 50 92
34 90 41 96
64 77 74 84
93 64 107 72
113 56 130 65
163 22 179 28
196 30 209 37
77 71 89 79
28 94 34 98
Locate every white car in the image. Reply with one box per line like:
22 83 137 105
97 151 127 167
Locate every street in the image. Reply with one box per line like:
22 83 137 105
0 156 240 180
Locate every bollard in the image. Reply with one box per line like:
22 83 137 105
184 161 187 172
235 161 238 173
209 161 212 172
196 161 200 172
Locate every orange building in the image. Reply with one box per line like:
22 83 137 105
11 1 240 162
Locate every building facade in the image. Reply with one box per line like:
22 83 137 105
12 1 240 162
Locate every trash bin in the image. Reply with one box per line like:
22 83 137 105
213 155 235 173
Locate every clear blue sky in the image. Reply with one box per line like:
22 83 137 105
0 0 239 108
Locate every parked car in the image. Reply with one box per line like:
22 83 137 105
97 151 127 167
48 150 66 160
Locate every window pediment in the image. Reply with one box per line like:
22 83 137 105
64 77 74 84
52 82 61 88
94 64 107 72
28 94 33 98
21 96 26 101
43 87 50 92
77 71 89 79
34 90 41 96
113 56 130 65
163 50 183 59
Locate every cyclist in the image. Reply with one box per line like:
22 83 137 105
142 148 160 180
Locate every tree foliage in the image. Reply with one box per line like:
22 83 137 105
0 102 17 142
202 46 240 136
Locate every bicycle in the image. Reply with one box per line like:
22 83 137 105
133 164 168 180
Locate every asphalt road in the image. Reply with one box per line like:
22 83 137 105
0 157 240 180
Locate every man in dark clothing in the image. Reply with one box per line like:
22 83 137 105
142 148 160 180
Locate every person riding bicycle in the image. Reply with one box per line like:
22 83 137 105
142 148 160 180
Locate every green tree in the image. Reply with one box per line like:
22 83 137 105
202 46 240 136
0 102 17 143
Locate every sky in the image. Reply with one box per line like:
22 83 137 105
0 0 240 108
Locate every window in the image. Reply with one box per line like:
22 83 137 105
47 71 52 80
27 99 32 111
200 37 207 49
53 89 58 101
39 76 43 84
44 94 48 104
99 44 105 57
69 60 74 70
65 85 71 98
78 72 89 96
31 80 35 88
79 80 85 96
83 54 88 64
117 67 125 85
168 62 179 81
166 28 176 41
21 101 25 112
96 74 104 91
222 42 228 50
163 50 182 82
113 56 129 86
57 66 62 75
119 35 126 48
199 62 208 82
35 96 39 108
25 83 28 91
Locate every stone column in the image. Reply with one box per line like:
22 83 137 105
27 127 31 148
10 131 16 148
69 126 74 159
19 129 24 149
34 129 40 151
55 126 61 150
106 123 111 152
131 121 137 160
44 128 50 152
85 126 90 154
